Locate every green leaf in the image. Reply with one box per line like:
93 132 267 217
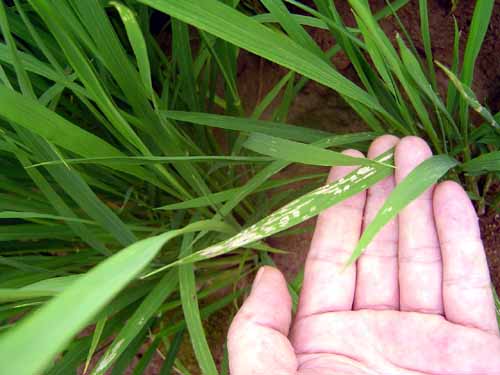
131 337 160 375
346 155 458 266
20 275 80 293
0 220 230 375
159 330 185 375
462 152 500 174
254 13 328 29
219 132 378 218
0 85 150 176
28 155 271 168
418 0 437 90
179 233 217 375
0 1 34 96
437 61 500 130
29 0 150 154
460 0 494 86
0 288 56 302
138 0 389 115
92 271 178 375
164 110 330 142
261 0 325 58
83 317 107 375
446 17 460 114
145 151 394 273
155 173 325 211
458 0 494 134
243 133 386 167
0 211 94 224
397 36 459 138
110 1 153 98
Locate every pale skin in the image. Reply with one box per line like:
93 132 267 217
228 136 500 375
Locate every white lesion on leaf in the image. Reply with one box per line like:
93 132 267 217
357 166 374 175
383 206 393 214
379 153 393 163
196 163 388 261
279 216 290 227
94 339 125 375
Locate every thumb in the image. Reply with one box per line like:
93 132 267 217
228 266 297 375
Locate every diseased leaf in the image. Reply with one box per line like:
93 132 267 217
437 61 500 130
346 155 458 266
144 151 394 275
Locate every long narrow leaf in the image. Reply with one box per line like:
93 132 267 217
346 155 458 266
462 152 500 174
179 234 217 375
0 220 230 375
437 61 500 130
92 271 178 375
144 151 394 273
243 133 386 167
139 0 390 115
164 111 330 142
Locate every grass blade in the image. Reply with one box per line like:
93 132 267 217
0 211 94 224
149 151 394 270
346 155 458 266
110 1 153 98
29 155 271 168
0 220 230 375
446 17 460 114
243 133 385 167
179 233 217 375
159 330 185 375
418 0 437 90
462 152 500 175
458 0 494 148
138 0 390 115
92 271 178 375
155 173 326 211
460 0 494 86
83 317 107 374
164 111 331 142
437 61 500 130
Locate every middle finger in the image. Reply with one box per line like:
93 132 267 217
396 136 443 314
354 135 400 311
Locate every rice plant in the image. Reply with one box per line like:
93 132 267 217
0 1 498 374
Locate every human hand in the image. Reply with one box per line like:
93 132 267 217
228 136 500 375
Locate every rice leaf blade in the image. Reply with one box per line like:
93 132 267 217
0 220 230 375
138 0 389 115
150 151 394 270
92 271 178 375
179 233 218 375
346 155 458 266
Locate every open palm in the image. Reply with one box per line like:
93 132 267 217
228 136 500 375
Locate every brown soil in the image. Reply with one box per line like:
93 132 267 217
304 0 500 107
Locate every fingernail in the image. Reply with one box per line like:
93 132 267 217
252 267 266 291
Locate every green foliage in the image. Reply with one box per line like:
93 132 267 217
0 0 498 374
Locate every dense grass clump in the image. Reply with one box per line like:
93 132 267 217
0 1 499 374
